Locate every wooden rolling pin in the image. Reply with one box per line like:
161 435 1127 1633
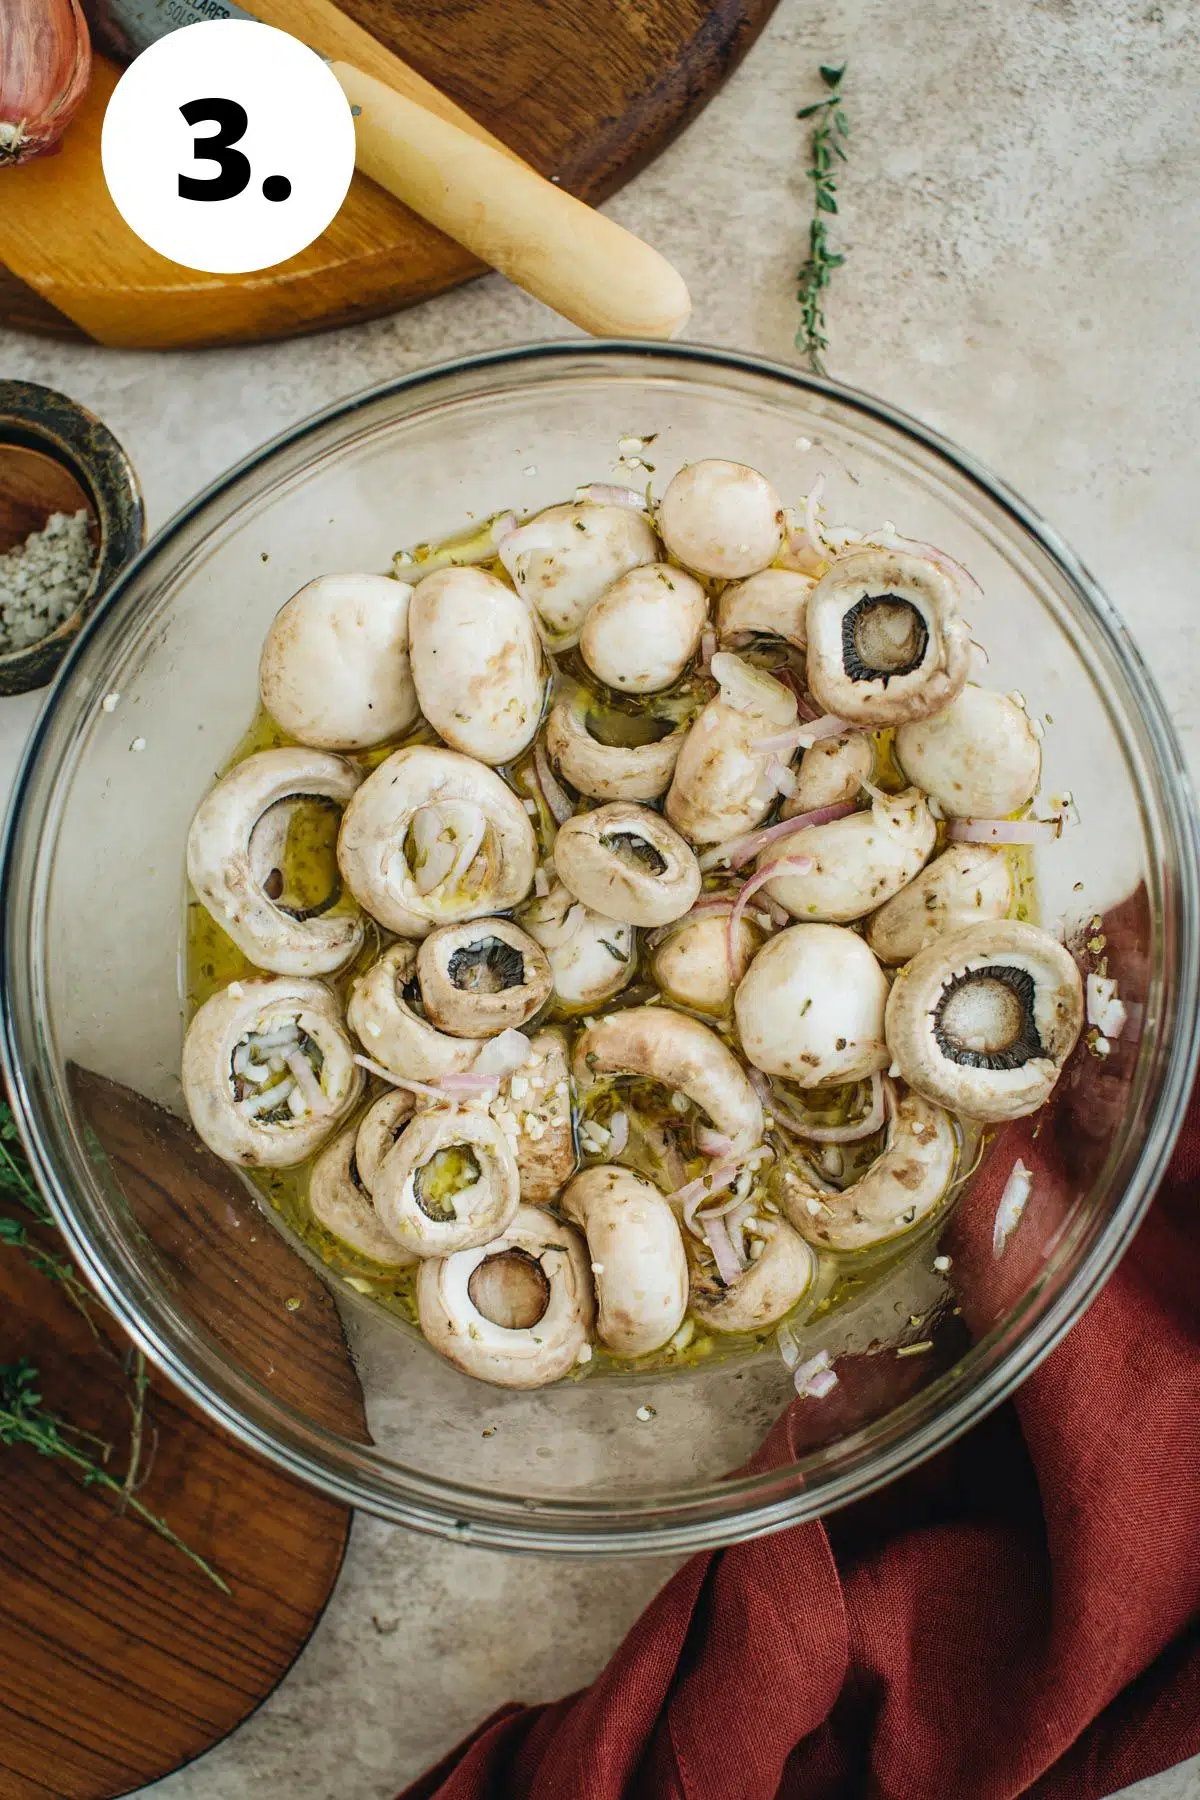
88 0 692 338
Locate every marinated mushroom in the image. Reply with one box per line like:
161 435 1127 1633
495 1027 577 1203
187 747 364 976
573 1005 763 1159
665 654 798 846
894 685 1041 819
761 788 937 924
778 1089 956 1252
715 567 811 650
416 917 551 1039
658 460 785 579
689 1213 816 1334
805 546 972 726
408 566 544 765
309 1125 417 1267
338 745 537 936
781 732 874 818
579 563 708 692
417 1205 595 1388
561 1166 687 1357
884 919 1084 1122
554 801 701 928
354 1087 417 1191
496 501 659 648
735 923 890 1087
258 572 419 750
347 942 481 1080
518 880 636 1010
866 844 1015 965
182 976 362 1167
544 691 686 802
650 906 766 1015
372 1104 521 1256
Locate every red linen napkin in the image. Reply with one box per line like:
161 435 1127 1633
401 897 1200 1800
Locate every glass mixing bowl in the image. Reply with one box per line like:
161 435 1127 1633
3 343 1197 1553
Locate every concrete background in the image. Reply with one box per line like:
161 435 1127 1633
1 0 1196 1793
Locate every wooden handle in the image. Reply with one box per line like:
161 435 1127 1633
332 62 692 340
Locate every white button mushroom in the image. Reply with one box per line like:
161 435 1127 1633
715 567 811 651
778 1089 957 1252
894 686 1042 819
258 573 420 750
494 1027 578 1204
866 844 1015 965
354 1088 417 1192
496 501 659 648
658 460 785 579
884 919 1084 1122
416 917 552 1039
649 906 766 1015
187 747 364 977
408 567 544 766
518 880 636 1011
347 942 482 1080
665 654 798 846
760 788 937 924
371 1105 521 1257
561 1166 688 1358
309 1124 417 1268
734 924 890 1087
417 1205 595 1388
573 1005 763 1159
805 547 972 726
554 801 701 928
579 564 708 693
182 976 363 1167
689 1213 816 1334
781 732 874 818
544 692 687 802
338 746 537 936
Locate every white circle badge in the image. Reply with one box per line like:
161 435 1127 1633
101 20 356 275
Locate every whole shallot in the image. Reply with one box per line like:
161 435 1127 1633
1 0 91 167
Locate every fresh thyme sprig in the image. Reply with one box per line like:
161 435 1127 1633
795 63 850 374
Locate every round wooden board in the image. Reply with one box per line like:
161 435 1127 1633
0 0 777 349
0 1070 367 1800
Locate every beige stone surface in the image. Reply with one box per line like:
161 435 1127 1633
1 0 1197 1793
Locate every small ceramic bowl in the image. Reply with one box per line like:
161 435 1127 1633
0 380 144 696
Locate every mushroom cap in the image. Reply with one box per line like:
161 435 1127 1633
182 975 363 1167
734 923 890 1087
561 1165 688 1358
866 843 1015 965
417 1205 595 1388
665 658 798 846
496 501 659 648
805 547 972 726
408 566 544 766
779 1089 957 1252
689 1214 816 1334
884 919 1084 1122
894 685 1042 819
658 460 785 579
417 917 552 1039
715 567 812 650
258 573 420 750
493 1028 578 1204
545 692 685 802
554 801 701 928
337 745 537 936
518 881 636 1010
371 1104 521 1257
781 732 874 818
573 1004 763 1159
309 1125 417 1267
650 909 765 1015
354 1088 417 1192
347 942 482 1080
186 747 364 977
579 563 708 693
762 788 937 924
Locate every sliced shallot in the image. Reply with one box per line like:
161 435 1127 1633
751 715 851 757
574 483 647 510
703 1213 745 1285
726 855 815 978
764 1071 887 1144
700 804 853 873
993 1157 1033 1258
696 1125 735 1159
947 816 1063 845
534 740 574 825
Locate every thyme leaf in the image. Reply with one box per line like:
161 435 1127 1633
795 62 851 375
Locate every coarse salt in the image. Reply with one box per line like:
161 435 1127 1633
0 509 94 653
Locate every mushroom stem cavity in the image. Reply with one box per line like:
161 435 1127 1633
417 918 552 1038
933 965 1043 1070
554 802 700 928
372 1106 520 1257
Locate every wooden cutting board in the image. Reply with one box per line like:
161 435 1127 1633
0 1070 368 1800
0 0 777 349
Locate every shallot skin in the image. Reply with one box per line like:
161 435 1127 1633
1 0 91 167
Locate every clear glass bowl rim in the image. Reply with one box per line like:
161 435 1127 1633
3 340 1198 1556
